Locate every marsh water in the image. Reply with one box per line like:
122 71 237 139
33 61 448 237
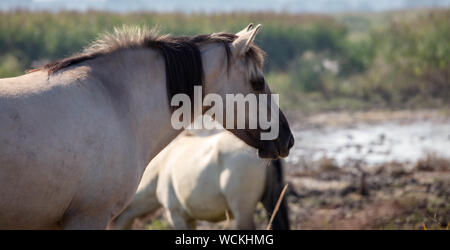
286 112 450 169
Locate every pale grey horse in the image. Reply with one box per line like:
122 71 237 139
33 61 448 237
0 24 294 229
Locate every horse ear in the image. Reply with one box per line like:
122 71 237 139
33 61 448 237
236 23 253 36
232 24 262 57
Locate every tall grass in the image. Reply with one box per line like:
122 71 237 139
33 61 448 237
1 9 449 111
0 11 342 71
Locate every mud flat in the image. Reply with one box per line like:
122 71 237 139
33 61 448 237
285 109 450 171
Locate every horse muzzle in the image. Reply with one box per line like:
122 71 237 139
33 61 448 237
258 132 294 159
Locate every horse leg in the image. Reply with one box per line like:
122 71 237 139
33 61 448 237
223 189 258 229
110 193 162 229
233 207 256 230
165 210 196 230
222 196 257 229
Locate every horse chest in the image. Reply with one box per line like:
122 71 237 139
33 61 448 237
184 193 229 222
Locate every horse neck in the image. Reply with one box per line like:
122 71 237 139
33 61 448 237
91 48 183 166
91 43 227 166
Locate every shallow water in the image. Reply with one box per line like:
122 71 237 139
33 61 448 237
287 120 450 168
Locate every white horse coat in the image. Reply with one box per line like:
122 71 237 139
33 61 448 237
112 130 290 230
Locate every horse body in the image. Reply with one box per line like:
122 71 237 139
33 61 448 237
0 49 178 229
112 131 289 230
160 131 266 229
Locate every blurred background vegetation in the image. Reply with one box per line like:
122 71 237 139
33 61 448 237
0 9 449 112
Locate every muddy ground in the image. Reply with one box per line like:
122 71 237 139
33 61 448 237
132 110 450 230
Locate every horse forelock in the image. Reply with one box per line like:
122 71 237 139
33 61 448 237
31 26 265 109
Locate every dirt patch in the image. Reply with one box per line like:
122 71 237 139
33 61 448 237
285 154 449 230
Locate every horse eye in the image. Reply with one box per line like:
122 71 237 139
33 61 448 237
250 78 265 91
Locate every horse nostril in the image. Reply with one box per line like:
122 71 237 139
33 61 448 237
288 135 294 149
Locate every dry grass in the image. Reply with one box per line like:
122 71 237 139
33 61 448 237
266 184 289 230
414 153 450 172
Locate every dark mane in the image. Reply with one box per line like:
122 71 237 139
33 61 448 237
35 27 264 110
